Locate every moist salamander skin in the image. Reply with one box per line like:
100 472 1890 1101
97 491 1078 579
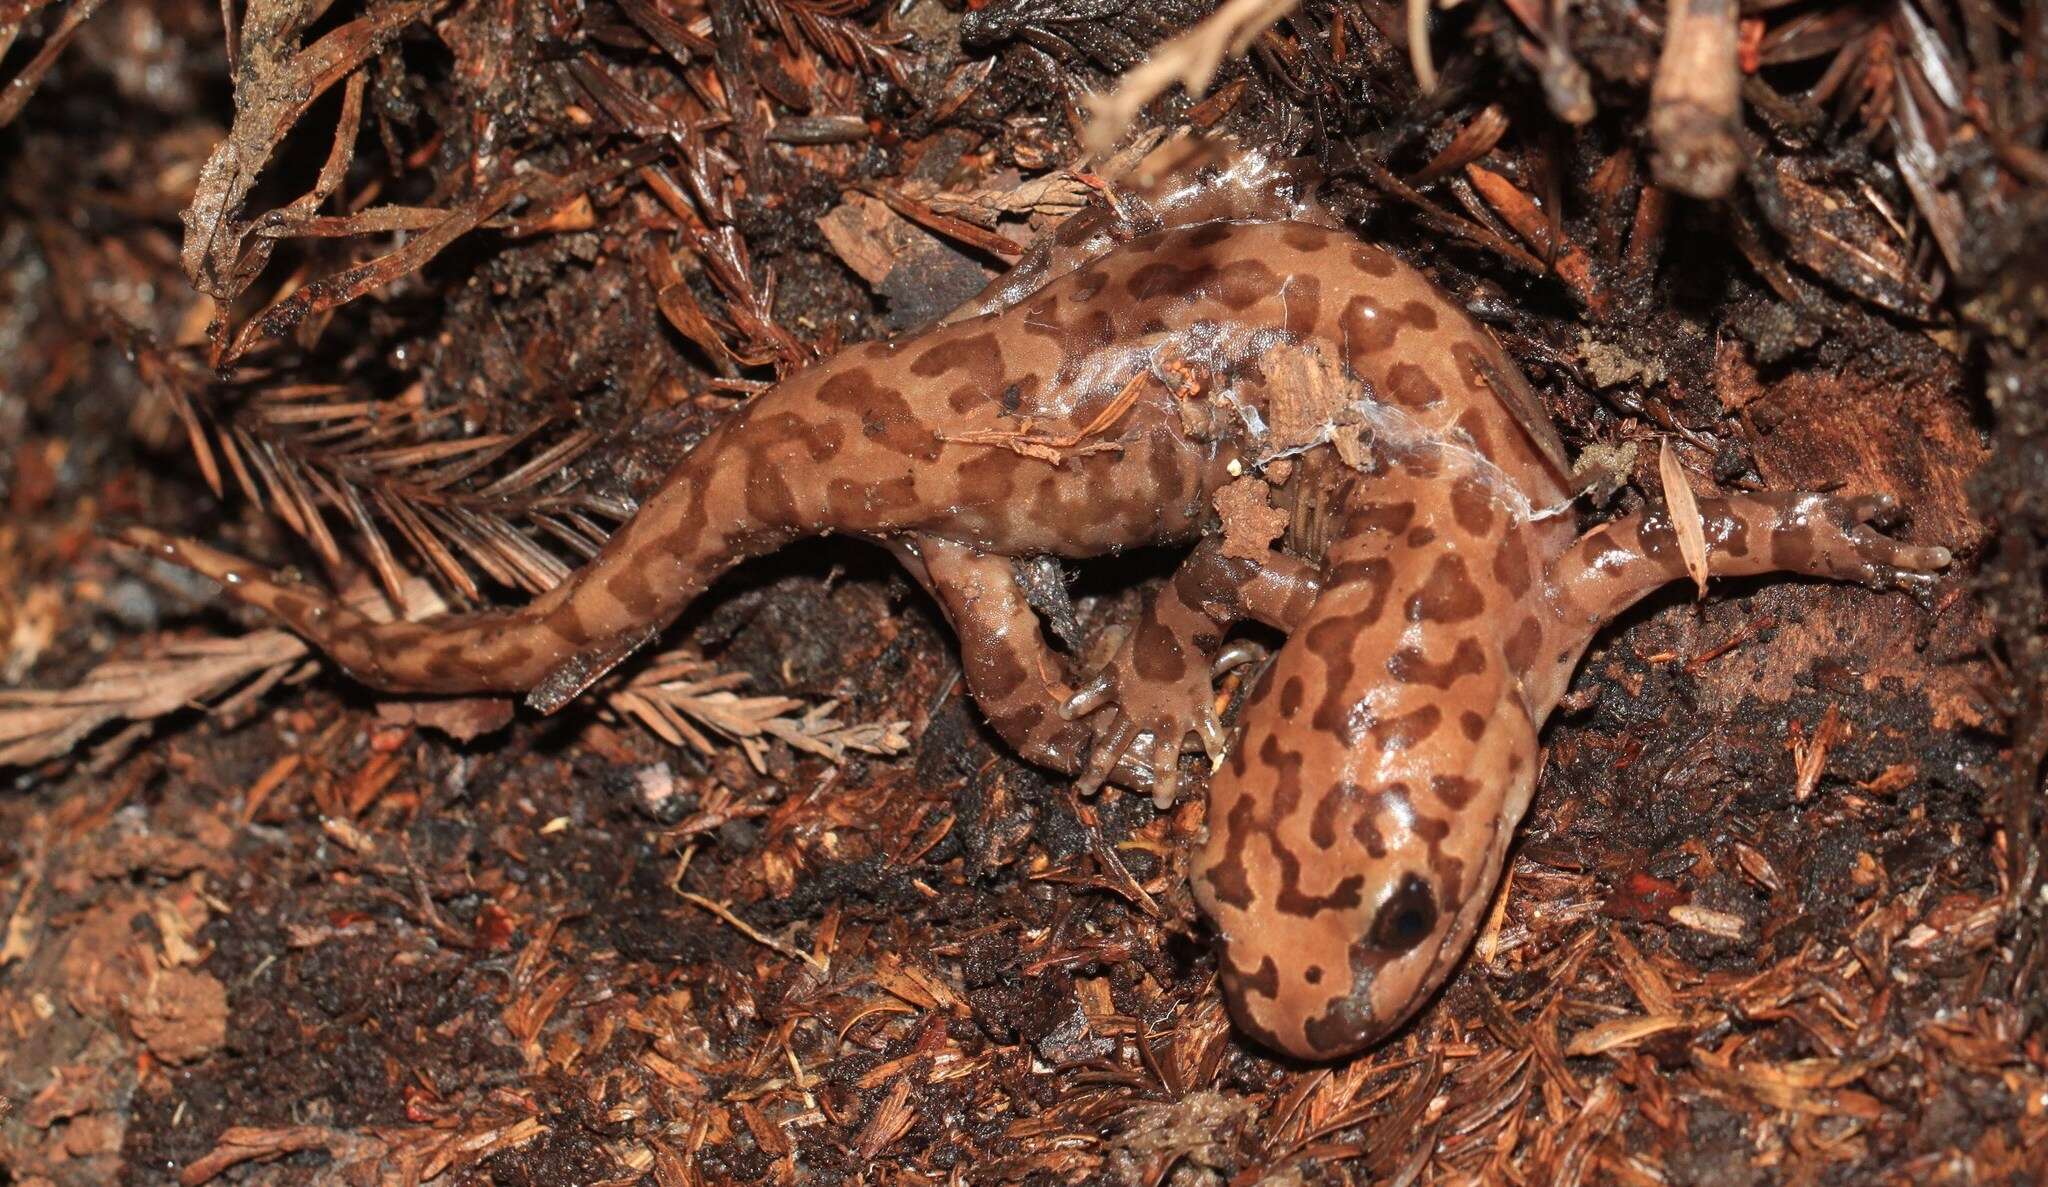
130 143 1950 1060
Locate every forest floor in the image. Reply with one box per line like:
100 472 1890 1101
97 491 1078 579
1 0 2044 1183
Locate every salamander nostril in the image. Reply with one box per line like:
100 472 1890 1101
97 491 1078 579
1369 874 1438 952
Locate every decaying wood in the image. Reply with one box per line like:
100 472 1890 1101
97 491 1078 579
0 0 2040 1182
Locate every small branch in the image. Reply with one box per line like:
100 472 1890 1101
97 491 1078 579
0 631 309 767
1650 0 1744 199
1081 0 1299 154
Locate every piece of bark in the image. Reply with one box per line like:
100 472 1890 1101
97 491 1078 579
1214 477 1289 560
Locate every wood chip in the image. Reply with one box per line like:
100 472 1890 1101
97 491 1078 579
855 1078 917 1162
1564 1012 1692 1057
1213 477 1289 560
1608 926 1679 1016
1792 703 1845 803
1669 904 1748 940
816 192 906 287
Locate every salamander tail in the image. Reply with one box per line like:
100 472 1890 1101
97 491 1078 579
116 526 609 702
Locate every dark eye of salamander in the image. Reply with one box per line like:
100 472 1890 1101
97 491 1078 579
1370 874 1438 952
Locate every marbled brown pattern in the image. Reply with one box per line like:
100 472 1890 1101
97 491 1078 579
129 143 1952 1062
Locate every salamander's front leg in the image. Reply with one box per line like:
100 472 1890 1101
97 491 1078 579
1062 538 1323 808
1552 491 1952 635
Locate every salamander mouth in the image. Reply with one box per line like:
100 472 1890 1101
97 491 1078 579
1213 882 1470 1061
1295 970 1383 1058
1214 935 1400 1061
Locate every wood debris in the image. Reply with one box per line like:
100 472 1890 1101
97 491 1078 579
0 0 2040 1183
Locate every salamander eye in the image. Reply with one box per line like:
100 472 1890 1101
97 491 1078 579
1369 874 1438 952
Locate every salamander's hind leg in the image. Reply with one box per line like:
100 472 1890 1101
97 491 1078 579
889 535 1099 777
1553 490 1953 632
898 534 1322 807
1062 538 1323 808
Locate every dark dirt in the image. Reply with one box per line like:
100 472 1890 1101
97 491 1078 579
2 0 2043 1184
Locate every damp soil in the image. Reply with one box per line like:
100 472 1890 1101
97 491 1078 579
1 0 2042 1184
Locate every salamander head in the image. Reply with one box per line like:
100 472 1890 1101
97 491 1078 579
1193 669 1538 1060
